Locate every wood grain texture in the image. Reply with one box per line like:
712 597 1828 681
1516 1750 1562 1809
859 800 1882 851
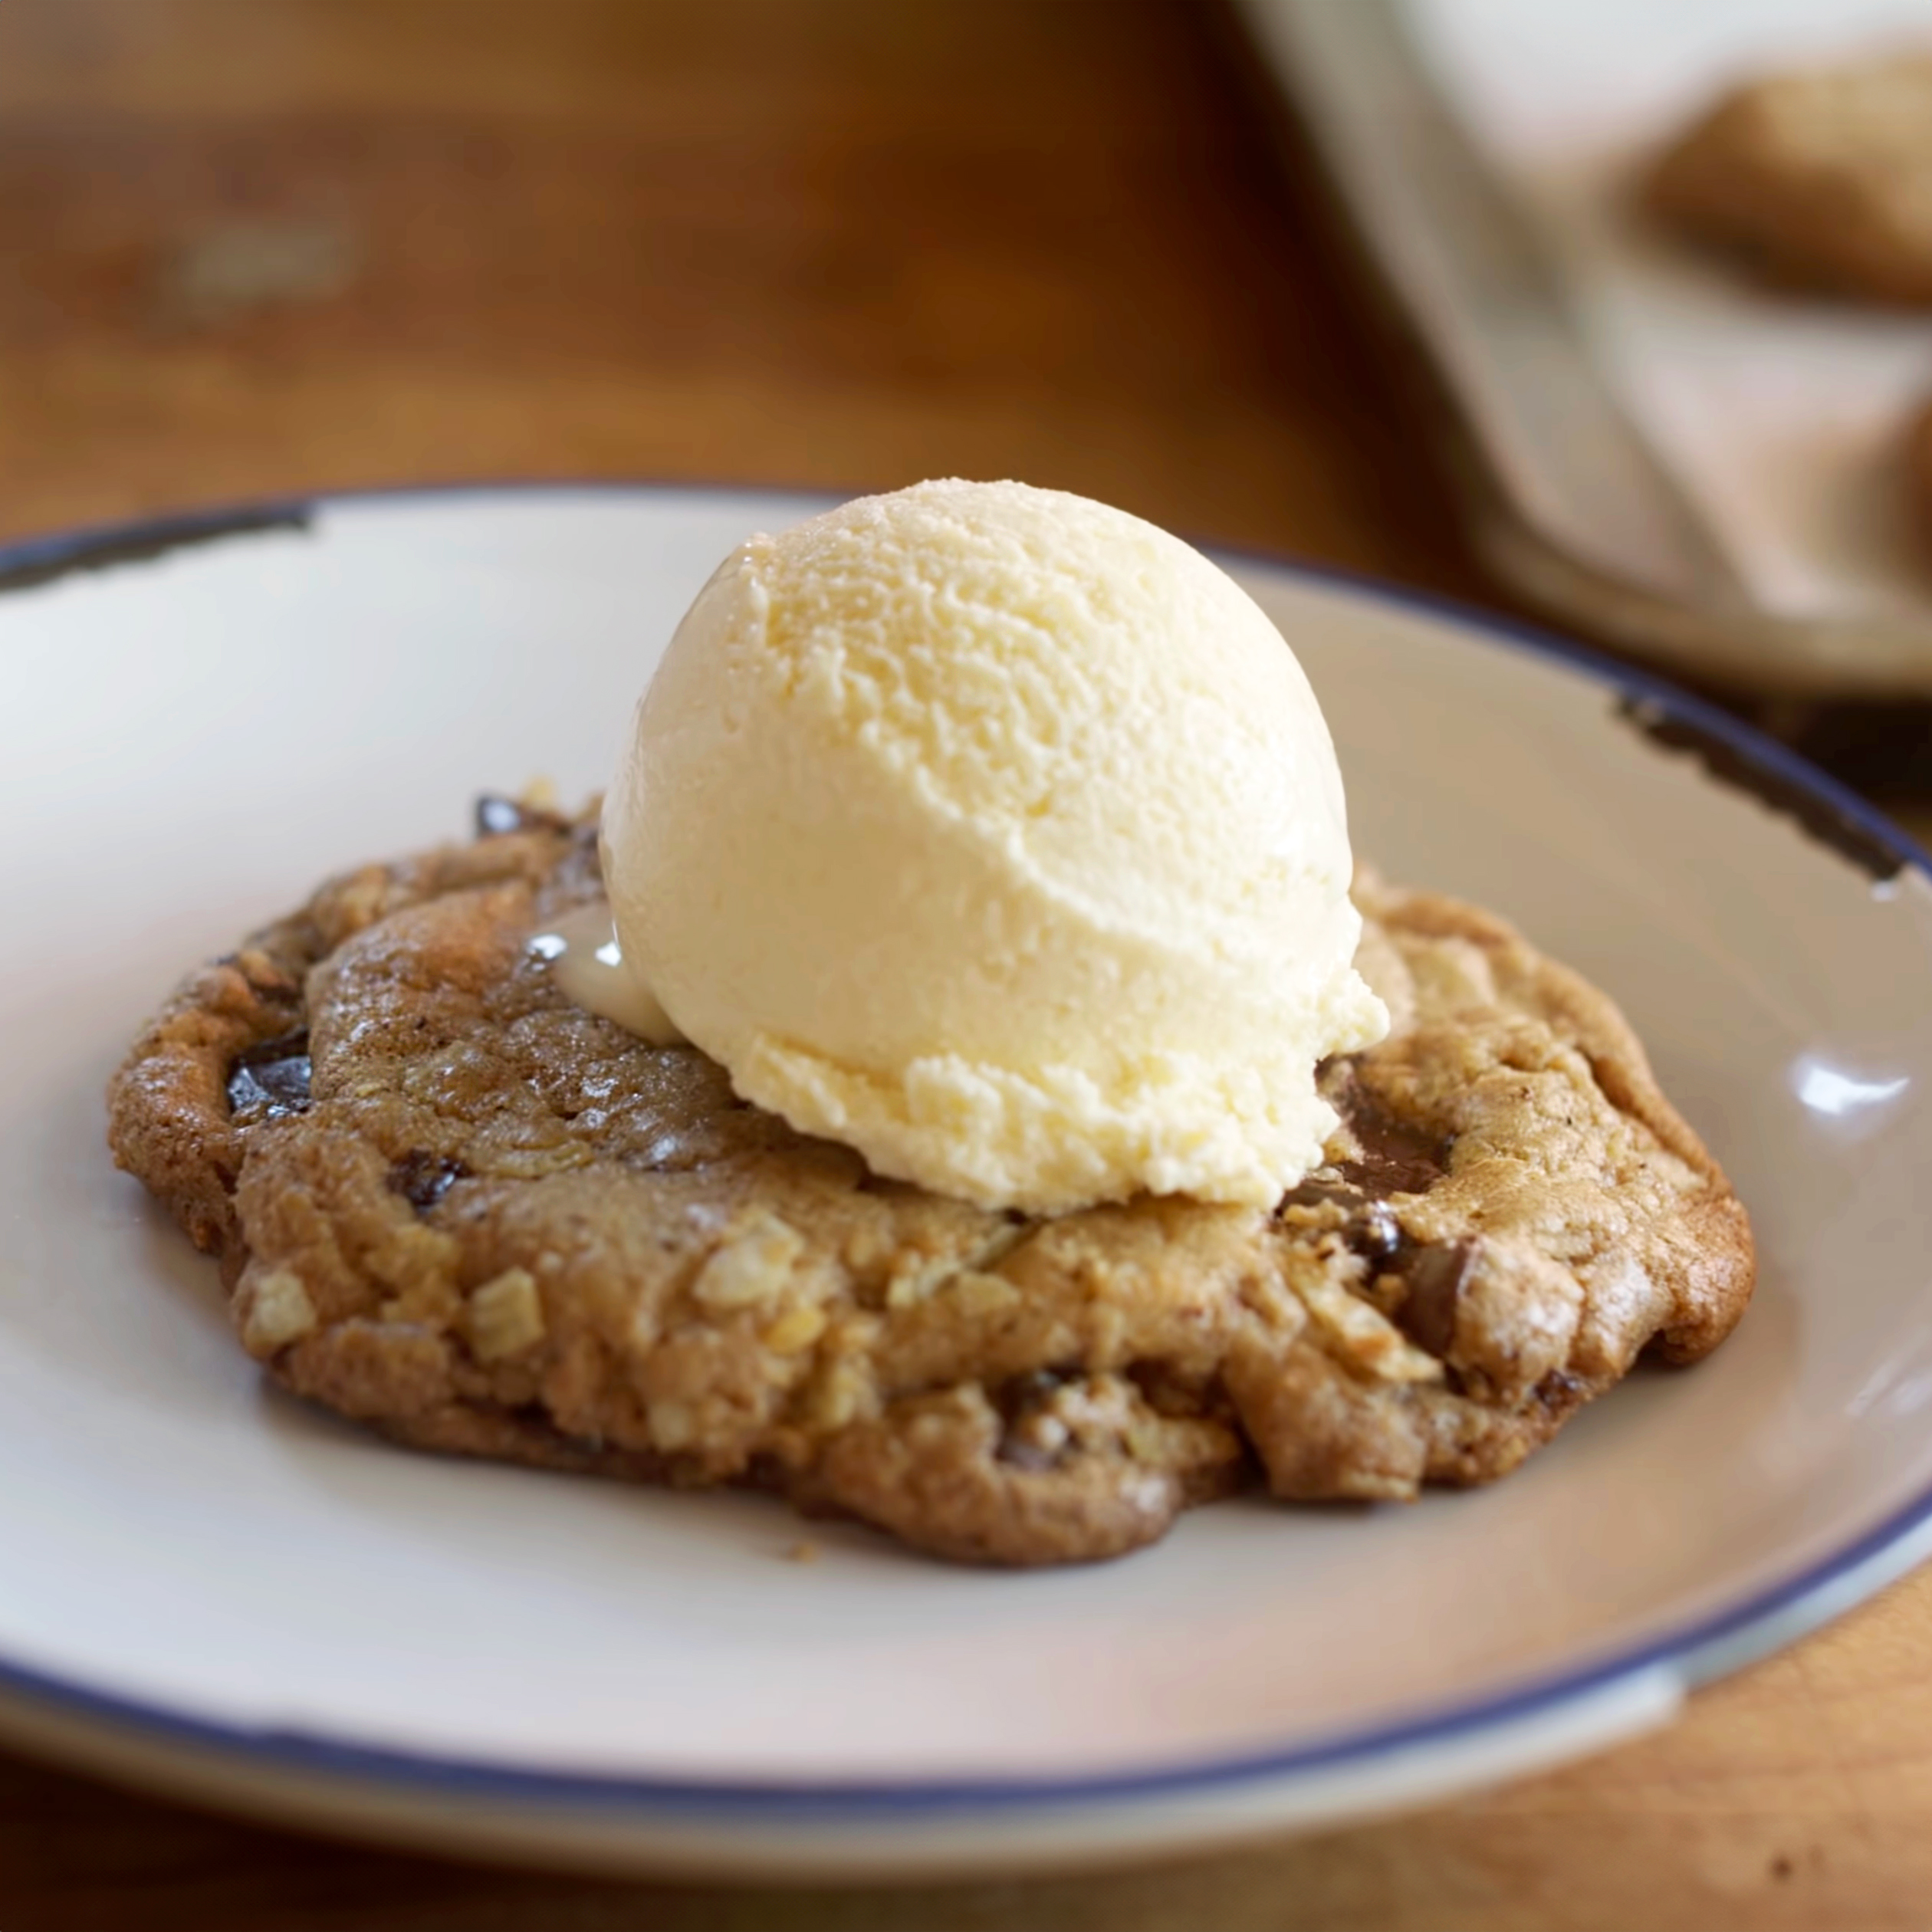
0 0 1464 580
2 3 1926 1927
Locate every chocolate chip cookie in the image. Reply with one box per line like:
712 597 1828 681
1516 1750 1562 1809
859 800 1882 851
1646 53 1932 304
107 799 1755 1566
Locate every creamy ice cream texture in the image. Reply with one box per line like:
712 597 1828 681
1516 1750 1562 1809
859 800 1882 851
600 478 1386 1214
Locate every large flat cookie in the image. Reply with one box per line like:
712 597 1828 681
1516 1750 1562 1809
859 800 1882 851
107 800 1755 1566
1647 54 1932 305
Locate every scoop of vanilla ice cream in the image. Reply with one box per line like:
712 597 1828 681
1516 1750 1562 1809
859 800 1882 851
601 479 1386 1214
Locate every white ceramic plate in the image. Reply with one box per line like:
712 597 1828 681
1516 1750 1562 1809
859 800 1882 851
4 485 1931 1881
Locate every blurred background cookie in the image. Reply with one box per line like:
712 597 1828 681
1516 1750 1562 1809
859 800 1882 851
1647 52 1932 304
1913 388 1932 534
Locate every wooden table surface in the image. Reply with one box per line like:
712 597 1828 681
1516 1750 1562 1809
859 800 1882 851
5 4 1932 1927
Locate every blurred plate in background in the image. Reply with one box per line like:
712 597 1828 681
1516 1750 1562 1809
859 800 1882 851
1240 0 1932 698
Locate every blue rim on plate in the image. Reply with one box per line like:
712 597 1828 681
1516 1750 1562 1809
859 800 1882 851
9 479 1931 1819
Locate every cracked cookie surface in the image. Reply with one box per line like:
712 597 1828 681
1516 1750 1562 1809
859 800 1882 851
107 800 1756 1565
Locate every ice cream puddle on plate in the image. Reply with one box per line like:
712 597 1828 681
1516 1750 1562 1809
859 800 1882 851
531 478 1387 1216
